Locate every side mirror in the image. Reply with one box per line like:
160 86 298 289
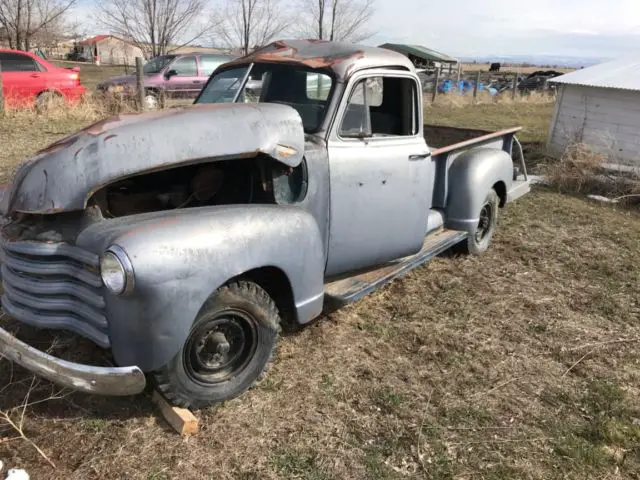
165 69 178 79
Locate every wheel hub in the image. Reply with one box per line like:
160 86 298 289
475 203 492 242
184 310 258 385
197 331 231 368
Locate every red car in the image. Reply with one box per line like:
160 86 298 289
0 49 86 107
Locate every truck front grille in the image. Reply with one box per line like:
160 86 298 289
0 240 109 348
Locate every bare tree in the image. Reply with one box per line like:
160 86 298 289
0 0 78 50
295 0 374 42
98 0 212 58
217 0 289 56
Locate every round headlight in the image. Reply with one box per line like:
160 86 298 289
100 246 134 295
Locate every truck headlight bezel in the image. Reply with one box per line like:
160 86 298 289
100 245 135 295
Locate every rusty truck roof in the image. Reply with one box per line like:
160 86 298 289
224 40 416 80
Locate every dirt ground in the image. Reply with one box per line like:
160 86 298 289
1 103 639 479
1 188 638 479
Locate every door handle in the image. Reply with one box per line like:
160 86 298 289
30 73 40 78
408 152 431 161
193 80 203 84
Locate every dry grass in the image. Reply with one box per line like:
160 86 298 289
540 142 640 205
1 188 640 479
52 61 131 91
424 102 554 145
1 98 639 479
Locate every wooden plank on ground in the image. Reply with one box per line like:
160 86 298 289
152 390 199 436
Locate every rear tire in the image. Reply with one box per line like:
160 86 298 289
35 91 62 111
454 188 499 255
151 281 281 409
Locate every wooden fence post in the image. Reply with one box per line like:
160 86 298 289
432 67 440 103
136 57 145 111
0 61 4 117
512 71 519 99
473 71 481 101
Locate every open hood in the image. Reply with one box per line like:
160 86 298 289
1 103 305 215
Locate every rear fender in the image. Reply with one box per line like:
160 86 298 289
76 205 325 371
444 148 513 233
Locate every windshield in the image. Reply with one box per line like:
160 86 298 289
196 63 334 133
143 55 175 74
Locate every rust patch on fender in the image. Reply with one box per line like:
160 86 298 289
36 136 79 155
84 116 123 135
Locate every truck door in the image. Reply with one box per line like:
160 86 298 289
325 71 432 277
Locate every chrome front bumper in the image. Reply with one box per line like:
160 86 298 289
0 326 146 395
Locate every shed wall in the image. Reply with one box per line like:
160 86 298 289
548 85 640 165
96 38 144 66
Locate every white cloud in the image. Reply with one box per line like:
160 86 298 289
367 0 640 58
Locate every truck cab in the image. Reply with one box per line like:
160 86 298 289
0 40 530 409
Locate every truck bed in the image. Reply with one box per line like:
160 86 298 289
423 124 506 149
425 124 529 208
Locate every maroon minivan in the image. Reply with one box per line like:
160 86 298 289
97 52 235 109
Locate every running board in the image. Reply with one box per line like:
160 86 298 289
324 229 467 311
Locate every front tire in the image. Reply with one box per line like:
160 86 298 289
455 188 499 255
152 281 281 409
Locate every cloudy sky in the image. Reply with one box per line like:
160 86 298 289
369 0 640 59
71 0 640 60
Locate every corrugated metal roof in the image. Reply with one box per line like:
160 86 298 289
378 43 458 64
549 58 640 91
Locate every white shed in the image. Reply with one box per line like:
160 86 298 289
547 59 640 166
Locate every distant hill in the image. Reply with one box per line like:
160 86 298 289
459 55 606 68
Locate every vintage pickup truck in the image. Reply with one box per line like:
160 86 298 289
0 40 530 408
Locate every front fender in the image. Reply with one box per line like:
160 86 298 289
444 148 513 233
76 205 325 371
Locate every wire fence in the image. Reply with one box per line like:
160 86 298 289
420 66 555 103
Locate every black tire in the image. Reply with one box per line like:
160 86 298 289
152 281 281 409
454 188 499 255
35 91 61 111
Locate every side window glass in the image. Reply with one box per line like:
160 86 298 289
339 79 372 137
0 53 39 72
200 55 226 76
339 76 418 138
171 56 197 76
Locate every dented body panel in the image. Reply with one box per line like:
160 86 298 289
75 205 325 371
221 39 415 83
0 39 530 398
2 103 305 215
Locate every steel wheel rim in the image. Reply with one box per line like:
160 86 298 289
475 203 493 243
184 309 258 385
